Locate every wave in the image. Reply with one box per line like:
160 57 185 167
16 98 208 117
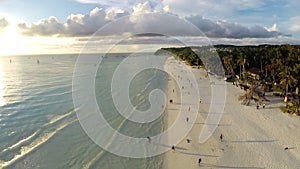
0 109 77 169
82 108 130 169
0 119 77 169
48 108 76 125
1 130 40 153
82 150 106 169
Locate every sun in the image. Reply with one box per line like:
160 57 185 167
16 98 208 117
0 29 30 56
0 13 83 56
0 14 34 56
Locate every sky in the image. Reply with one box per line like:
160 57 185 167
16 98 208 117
0 0 300 55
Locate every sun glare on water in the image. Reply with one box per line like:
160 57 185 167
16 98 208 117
0 64 5 106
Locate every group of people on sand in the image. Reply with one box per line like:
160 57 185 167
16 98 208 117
169 133 225 167
168 60 226 167
171 133 224 166
198 134 223 166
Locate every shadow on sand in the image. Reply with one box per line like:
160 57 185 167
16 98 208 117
198 112 228 115
167 108 180 111
193 123 231 127
200 163 265 169
171 101 196 105
154 143 188 151
154 143 219 157
226 140 277 144
176 150 219 157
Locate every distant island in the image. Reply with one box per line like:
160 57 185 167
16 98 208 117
156 45 300 115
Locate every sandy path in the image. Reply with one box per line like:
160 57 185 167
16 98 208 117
162 57 300 169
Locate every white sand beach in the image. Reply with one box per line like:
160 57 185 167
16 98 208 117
163 57 300 169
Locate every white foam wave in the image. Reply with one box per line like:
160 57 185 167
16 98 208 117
48 109 75 125
0 119 77 168
1 130 40 153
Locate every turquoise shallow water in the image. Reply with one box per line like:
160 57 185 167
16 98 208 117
0 54 166 169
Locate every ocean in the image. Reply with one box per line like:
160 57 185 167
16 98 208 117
0 54 167 169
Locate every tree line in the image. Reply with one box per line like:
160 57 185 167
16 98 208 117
157 45 300 115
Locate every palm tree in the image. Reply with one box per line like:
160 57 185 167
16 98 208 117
264 64 271 77
222 55 233 75
270 57 284 83
292 63 300 94
237 55 248 80
238 82 269 106
282 101 300 115
237 55 243 78
279 67 297 102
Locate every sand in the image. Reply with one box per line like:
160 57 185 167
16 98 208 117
163 57 300 169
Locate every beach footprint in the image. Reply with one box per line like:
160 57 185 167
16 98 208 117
287 124 297 130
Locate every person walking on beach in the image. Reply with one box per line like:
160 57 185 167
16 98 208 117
147 136 151 143
263 103 266 108
198 158 202 166
186 117 189 123
171 145 175 150
220 134 223 142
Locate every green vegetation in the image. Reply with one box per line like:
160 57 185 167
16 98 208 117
157 44 300 115
156 47 203 66
281 101 300 116
215 45 299 115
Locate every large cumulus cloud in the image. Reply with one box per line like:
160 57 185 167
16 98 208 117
18 16 64 36
18 7 128 36
17 2 288 38
186 15 287 38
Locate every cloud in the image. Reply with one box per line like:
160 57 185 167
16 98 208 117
265 24 278 32
17 3 288 39
0 17 9 30
72 0 298 38
74 0 162 11
18 16 65 36
18 7 128 36
65 7 107 35
106 8 129 20
132 1 152 14
160 0 266 17
186 15 287 38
